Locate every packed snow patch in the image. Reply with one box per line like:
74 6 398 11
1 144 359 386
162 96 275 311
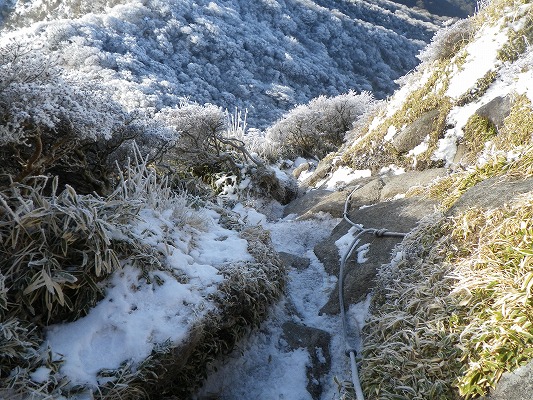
44 205 250 388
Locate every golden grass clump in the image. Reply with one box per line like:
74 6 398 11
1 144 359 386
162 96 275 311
497 9 533 62
340 62 453 172
456 70 499 107
361 190 533 399
461 114 498 163
495 94 533 148
449 194 533 397
474 0 531 28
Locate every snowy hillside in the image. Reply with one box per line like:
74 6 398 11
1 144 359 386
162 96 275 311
0 0 445 127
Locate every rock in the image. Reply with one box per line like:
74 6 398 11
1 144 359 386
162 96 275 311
292 162 311 179
316 197 438 315
349 177 384 206
279 251 311 271
282 322 331 400
448 176 533 216
475 95 513 131
283 176 380 219
301 158 333 188
283 189 340 218
482 360 533 400
392 109 440 154
253 166 299 205
452 143 467 166
380 168 447 200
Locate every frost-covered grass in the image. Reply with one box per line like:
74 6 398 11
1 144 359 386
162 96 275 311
362 192 533 399
0 154 285 399
347 1 533 399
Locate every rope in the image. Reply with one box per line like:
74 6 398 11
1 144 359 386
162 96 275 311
339 185 407 400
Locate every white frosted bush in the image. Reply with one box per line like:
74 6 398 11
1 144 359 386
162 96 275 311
265 91 377 159
0 42 125 146
417 18 475 64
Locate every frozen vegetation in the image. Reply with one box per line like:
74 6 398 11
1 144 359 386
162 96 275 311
4 0 533 399
0 0 444 127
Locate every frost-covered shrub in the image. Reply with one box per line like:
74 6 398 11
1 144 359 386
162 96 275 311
0 43 126 188
158 102 264 190
417 18 475 64
0 42 173 194
266 91 377 160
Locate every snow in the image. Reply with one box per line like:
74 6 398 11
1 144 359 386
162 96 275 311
335 226 371 264
380 165 406 175
446 23 508 99
30 366 52 384
323 167 372 190
195 207 371 400
384 125 397 142
47 266 204 387
44 205 244 388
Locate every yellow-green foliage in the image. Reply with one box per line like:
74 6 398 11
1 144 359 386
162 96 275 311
340 62 452 171
496 94 533 148
412 92 533 210
361 192 533 399
450 197 533 398
497 13 533 62
462 114 498 162
475 0 531 28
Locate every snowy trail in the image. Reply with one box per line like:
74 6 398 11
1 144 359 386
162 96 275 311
195 211 371 400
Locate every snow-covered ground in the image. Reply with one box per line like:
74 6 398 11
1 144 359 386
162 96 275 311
196 207 371 400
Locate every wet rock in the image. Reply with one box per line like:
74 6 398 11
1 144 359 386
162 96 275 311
282 322 331 400
283 189 341 218
301 158 333 188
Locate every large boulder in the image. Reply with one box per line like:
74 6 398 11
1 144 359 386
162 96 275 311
482 360 533 400
283 176 382 219
380 168 447 200
392 109 440 154
448 176 533 215
316 196 438 315
474 95 513 132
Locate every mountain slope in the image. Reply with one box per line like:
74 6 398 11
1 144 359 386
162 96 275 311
309 0 533 398
0 0 444 127
392 0 478 17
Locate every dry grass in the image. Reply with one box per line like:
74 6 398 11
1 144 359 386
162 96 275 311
340 61 453 172
361 191 533 399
